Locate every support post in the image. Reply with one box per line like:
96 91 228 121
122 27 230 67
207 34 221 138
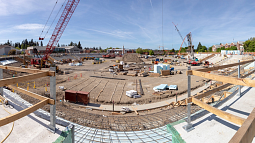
0 69 3 96
49 67 56 132
183 66 194 132
238 60 241 96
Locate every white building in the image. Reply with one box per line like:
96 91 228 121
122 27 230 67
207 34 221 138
0 45 17 55
64 46 81 53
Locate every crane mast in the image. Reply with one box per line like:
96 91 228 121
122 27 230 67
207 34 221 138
42 0 80 61
172 22 187 47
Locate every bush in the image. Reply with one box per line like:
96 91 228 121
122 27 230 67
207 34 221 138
8 49 16 55
21 51 25 54
149 50 154 55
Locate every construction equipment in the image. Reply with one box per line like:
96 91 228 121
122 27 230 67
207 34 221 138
172 22 187 47
32 0 80 69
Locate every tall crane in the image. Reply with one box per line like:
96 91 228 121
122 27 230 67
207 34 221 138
32 0 80 66
172 22 187 47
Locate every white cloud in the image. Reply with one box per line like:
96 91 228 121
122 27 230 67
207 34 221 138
87 29 134 39
14 24 46 30
0 0 64 16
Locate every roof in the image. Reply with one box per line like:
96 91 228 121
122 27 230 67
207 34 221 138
27 46 47 51
64 46 78 50
0 45 14 49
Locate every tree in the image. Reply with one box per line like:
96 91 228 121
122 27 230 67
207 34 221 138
197 42 202 51
69 41 74 46
136 47 143 54
8 49 16 55
77 41 82 49
149 50 154 55
208 46 212 52
21 44 25 49
57 43 60 47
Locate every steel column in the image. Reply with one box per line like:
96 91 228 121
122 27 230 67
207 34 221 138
238 60 241 96
0 69 2 96
183 66 194 132
49 67 56 132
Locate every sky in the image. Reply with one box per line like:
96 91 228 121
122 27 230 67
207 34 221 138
0 0 255 50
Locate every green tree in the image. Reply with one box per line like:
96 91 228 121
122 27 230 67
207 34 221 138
57 43 60 47
208 46 213 52
136 47 143 54
69 41 74 46
8 49 16 55
40 41 43 46
21 44 25 49
197 42 202 51
180 48 186 53
77 41 82 49
149 50 154 55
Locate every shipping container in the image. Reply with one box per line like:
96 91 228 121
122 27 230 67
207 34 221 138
65 90 77 103
77 91 90 105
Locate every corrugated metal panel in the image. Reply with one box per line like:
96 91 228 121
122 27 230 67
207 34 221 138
65 90 77 103
77 91 89 104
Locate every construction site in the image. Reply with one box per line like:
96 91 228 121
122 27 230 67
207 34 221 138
1 0 255 143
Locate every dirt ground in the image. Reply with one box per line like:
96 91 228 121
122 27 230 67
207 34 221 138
3 56 209 131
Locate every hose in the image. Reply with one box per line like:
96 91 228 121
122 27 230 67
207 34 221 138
0 99 14 143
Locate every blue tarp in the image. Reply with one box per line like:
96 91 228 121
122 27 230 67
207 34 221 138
153 84 168 90
168 85 178 90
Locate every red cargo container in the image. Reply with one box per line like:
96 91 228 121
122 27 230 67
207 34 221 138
65 90 77 103
77 91 89 105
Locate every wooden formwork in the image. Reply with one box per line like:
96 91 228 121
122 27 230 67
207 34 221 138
0 66 55 127
186 59 255 142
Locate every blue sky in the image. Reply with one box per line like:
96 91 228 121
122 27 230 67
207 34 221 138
0 0 255 50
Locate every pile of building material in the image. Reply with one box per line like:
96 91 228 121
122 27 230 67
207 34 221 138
126 90 141 98
153 84 168 92
121 53 143 63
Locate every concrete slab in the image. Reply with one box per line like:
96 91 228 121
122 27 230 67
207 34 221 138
72 81 215 112
0 102 65 143
174 86 255 143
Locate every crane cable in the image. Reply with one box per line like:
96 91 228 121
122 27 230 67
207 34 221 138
0 99 14 143
39 0 59 38
43 0 67 40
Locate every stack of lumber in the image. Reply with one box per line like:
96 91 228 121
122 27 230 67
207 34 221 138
149 73 160 77
161 70 170 76
127 71 138 76
138 72 148 77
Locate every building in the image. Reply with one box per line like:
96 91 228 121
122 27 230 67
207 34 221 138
212 41 244 52
0 45 17 55
64 46 81 53
106 48 136 54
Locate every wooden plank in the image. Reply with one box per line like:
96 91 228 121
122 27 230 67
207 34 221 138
0 65 55 76
0 72 49 87
191 70 255 87
229 108 255 143
188 83 231 103
8 85 54 105
196 59 255 72
0 99 49 127
192 98 245 125
132 106 139 115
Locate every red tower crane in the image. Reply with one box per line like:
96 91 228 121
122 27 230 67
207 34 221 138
31 0 80 65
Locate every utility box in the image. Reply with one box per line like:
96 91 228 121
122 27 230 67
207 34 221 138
65 90 77 103
77 91 89 105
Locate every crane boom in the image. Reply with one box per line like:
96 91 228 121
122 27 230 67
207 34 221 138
172 22 187 47
43 0 80 61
